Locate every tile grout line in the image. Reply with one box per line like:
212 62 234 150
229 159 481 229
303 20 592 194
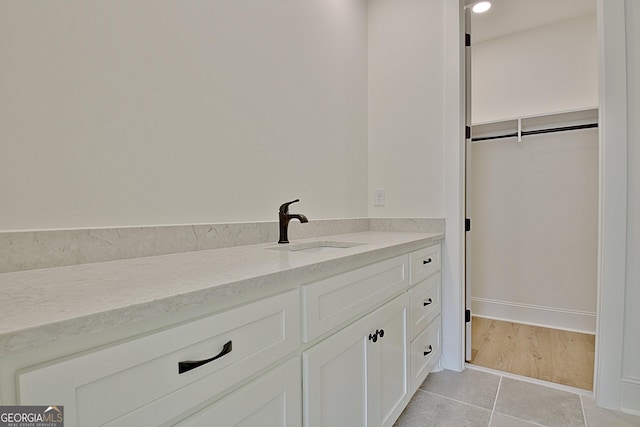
419 377 548 427
495 414 548 427
491 377 551 427
466 363 593 397
416 388 495 413
488 376 503 426
580 395 588 427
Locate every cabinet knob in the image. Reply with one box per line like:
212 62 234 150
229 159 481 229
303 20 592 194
423 298 433 307
423 258 432 265
369 329 385 343
423 345 433 356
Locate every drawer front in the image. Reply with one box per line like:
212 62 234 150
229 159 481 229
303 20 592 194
302 255 408 342
124 358 302 427
410 244 441 286
410 316 441 394
18 290 300 427
175 358 301 427
409 273 441 340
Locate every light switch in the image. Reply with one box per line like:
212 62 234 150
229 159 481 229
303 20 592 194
374 188 385 207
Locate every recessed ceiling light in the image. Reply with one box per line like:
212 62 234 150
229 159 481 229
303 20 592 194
472 1 491 13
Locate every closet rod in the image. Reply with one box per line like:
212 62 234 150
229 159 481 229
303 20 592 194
472 132 518 142
471 122 598 142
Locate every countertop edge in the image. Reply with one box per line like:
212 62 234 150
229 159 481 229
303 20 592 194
0 232 443 357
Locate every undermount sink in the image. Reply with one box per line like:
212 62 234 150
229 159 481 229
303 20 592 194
267 241 365 253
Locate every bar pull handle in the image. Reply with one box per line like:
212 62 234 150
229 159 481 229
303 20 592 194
423 298 433 307
424 345 433 356
423 258 432 265
178 340 232 374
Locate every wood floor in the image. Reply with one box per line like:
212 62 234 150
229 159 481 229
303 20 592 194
470 317 595 390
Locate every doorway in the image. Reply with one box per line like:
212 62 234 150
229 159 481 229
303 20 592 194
464 0 599 391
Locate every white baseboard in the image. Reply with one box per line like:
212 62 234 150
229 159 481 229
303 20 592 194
471 297 596 334
621 379 640 415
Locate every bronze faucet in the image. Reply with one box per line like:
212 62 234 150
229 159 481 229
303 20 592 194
278 199 308 243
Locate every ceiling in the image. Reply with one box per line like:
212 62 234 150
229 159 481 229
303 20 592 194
470 0 597 44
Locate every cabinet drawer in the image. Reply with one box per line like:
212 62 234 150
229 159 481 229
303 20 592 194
409 273 441 340
18 290 300 427
410 244 441 285
410 316 441 394
302 255 408 342
173 358 301 427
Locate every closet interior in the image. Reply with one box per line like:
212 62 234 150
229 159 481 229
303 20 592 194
466 0 598 391
468 109 598 390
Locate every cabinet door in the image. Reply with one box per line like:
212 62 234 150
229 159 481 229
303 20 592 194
303 294 409 427
303 317 368 427
175 358 301 427
367 294 410 427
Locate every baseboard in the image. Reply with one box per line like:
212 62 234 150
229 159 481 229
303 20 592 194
621 379 640 415
471 297 596 334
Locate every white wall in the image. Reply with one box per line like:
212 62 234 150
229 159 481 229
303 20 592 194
472 13 598 123
470 130 599 332
367 0 446 219
0 0 368 230
469 14 599 332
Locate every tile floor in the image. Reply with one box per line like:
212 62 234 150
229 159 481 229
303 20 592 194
394 368 640 427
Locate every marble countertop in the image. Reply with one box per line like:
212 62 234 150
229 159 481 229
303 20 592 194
0 231 443 356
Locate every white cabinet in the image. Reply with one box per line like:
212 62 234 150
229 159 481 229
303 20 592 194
302 255 408 342
368 296 411 427
18 290 300 427
176 357 301 427
303 293 409 427
408 243 442 393
11 239 443 427
302 242 442 427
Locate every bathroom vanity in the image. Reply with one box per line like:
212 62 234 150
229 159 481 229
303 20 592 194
0 231 442 426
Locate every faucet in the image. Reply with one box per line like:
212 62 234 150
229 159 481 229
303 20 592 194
278 199 308 243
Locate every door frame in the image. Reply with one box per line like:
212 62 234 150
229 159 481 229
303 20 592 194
441 0 467 373
442 0 633 411
463 5 472 363
593 0 631 411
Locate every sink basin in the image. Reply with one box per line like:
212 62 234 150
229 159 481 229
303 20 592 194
267 241 365 253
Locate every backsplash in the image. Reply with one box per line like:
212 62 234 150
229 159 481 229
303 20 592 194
0 218 443 273
369 218 444 233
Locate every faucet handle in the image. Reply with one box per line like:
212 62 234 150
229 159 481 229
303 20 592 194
279 199 300 214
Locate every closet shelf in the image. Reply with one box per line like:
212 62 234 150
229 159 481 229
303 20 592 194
471 108 598 143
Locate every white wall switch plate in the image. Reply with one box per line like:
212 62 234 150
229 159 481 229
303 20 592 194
374 188 385 206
